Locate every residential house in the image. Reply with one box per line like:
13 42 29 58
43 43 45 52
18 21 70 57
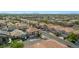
7 22 15 31
10 29 27 40
0 20 6 28
0 30 9 45
26 26 40 39
15 22 27 31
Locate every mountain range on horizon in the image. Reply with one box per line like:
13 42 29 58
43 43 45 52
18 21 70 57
0 11 79 14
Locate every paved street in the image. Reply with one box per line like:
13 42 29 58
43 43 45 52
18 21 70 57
40 30 79 48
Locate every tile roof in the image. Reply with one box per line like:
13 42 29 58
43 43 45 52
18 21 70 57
47 24 74 32
10 29 26 37
26 27 39 33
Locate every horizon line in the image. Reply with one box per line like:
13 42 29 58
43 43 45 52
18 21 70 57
0 11 79 14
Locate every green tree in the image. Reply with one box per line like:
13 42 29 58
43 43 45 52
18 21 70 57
66 32 78 43
74 21 79 25
37 32 42 38
10 40 24 48
43 19 49 24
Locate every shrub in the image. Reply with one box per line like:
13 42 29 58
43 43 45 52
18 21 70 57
0 45 4 48
10 40 24 48
66 32 78 43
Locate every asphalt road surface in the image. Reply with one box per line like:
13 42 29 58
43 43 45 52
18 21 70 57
40 30 79 48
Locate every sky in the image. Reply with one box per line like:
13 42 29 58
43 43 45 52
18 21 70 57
0 11 79 14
